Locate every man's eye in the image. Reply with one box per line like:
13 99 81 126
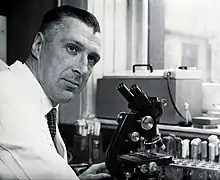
88 54 99 65
67 45 79 55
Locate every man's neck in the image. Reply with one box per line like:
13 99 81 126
25 56 39 80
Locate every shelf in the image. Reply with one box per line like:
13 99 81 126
99 118 220 139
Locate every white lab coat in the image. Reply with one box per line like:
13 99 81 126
0 61 79 179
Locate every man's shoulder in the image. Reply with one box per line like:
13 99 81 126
0 59 8 71
0 67 26 101
0 68 15 87
0 66 37 122
0 60 25 87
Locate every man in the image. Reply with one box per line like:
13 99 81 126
0 5 111 180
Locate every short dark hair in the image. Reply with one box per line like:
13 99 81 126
39 5 100 41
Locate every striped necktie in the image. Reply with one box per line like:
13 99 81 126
46 108 57 141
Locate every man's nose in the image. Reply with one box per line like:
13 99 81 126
80 64 88 75
74 57 88 75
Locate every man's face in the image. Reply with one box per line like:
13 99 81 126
38 17 101 104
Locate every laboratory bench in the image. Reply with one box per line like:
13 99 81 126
99 119 220 180
59 119 220 180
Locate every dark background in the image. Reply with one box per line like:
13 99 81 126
0 0 87 65
0 0 56 65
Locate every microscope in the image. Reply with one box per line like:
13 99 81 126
105 83 173 180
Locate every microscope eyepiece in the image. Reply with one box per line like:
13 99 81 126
130 84 152 108
116 83 137 107
130 84 143 96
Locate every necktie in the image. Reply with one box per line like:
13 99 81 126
46 108 57 141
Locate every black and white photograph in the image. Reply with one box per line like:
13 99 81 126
0 0 220 179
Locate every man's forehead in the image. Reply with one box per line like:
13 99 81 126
62 17 101 48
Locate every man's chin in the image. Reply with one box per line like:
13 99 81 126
57 90 77 104
60 98 74 104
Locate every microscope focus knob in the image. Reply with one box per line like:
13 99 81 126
128 132 140 142
148 162 157 173
139 164 148 173
141 116 154 130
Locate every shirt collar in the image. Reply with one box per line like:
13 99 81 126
9 61 53 115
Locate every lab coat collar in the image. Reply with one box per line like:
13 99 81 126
9 61 53 116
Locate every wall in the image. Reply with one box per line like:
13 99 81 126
164 0 220 38
164 32 210 81
6 0 56 65
60 0 87 9
210 36 220 83
163 0 220 82
148 0 165 69
148 0 214 73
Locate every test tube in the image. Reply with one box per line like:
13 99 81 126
218 144 220 168
195 138 201 161
175 137 182 163
181 140 186 164
191 140 198 166
181 139 190 165
209 143 215 167
185 139 190 162
215 145 219 163
215 139 220 162
201 140 207 165
208 135 218 144
163 136 171 156
208 135 219 163
169 134 176 158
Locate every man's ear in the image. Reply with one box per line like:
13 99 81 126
31 32 44 60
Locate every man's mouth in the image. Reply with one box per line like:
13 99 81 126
62 78 80 87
